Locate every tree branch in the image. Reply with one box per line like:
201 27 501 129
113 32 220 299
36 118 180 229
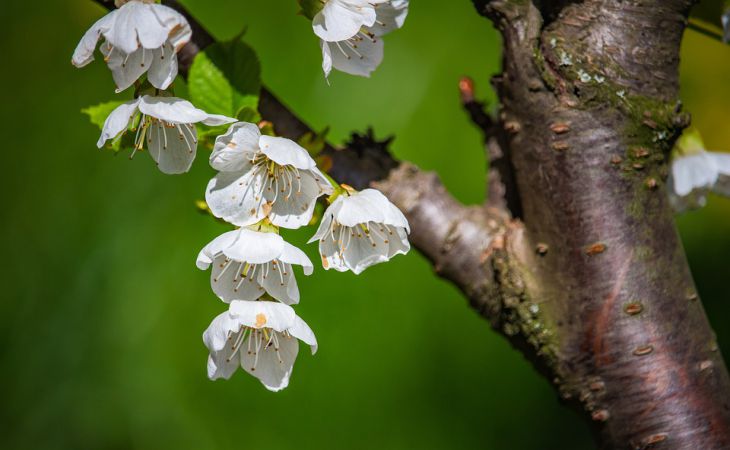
459 76 522 216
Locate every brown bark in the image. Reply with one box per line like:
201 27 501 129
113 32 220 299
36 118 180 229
91 0 730 448
473 0 730 448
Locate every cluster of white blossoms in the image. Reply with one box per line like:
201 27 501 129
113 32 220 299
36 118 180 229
669 128 730 212
73 0 411 391
199 121 410 390
72 0 236 174
311 0 409 78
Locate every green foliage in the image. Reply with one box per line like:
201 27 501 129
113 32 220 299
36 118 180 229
188 35 262 120
81 100 136 153
236 105 261 123
82 100 125 130
297 0 323 20
298 127 330 156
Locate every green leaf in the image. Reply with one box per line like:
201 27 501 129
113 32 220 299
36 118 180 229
82 100 126 130
298 127 330 156
82 101 139 153
298 0 323 20
188 36 261 119
236 106 261 123
82 100 137 153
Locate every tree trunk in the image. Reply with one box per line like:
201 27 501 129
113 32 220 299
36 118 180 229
467 0 730 448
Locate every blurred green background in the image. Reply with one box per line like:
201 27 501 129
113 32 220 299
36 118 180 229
1 1 729 449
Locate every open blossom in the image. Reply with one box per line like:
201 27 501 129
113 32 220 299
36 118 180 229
315 0 409 77
97 95 235 174
309 188 410 274
669 150 730 211
206 122 333 229
668 128 730 211
203 300 317 392
72 0 192 92
196 228 313 305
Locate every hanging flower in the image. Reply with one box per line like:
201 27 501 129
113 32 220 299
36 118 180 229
309 188 410 274
72 0 192 92
196 228 313 305
203 300 317 392
206 122 333 229
668 128 730 211
97 95 236 174
312 0 385 43
315 0 409 77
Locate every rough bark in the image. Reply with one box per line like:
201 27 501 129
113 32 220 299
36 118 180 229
473 0 730 448
90 0 730 448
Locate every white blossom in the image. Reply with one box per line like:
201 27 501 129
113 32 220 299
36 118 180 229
203 300 317 391
197 228 313 305
315 0 409 78
309 188 410 274
97 95 235 174
206 122 333 229
72 0 192 92
669 149 730 211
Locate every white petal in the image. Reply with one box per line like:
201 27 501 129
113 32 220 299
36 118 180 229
279 243 314 276
262 266 300 305
223 229 285 264
342 225 389 274
359 189 409 230
203 311 242 380
228 300 297 332
146 42 177 90
289 315 318 354
320 40 334 78
207 352 239 380
329 36 384 77
97 99 140 148
135 3 179 50
206 170 268 227
387 226 411 258
369 0 409 37
710 152 730 196
308 207 336 243
202 311 237 352
196 230 240 270
202 114 238 127
267 170 326 229
147 121 197 174
72 13 116 67
671 152 718 197
241 331 298 392
211 122 261 172
334 190 386 227
167 21 192 53
149 3 191 51
105 1 146 54
210 256 266 303
318 234 348 272
102 45 153 93
313 0 376 42
138 95 208 123
310 166 335 195
259 136 317 169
